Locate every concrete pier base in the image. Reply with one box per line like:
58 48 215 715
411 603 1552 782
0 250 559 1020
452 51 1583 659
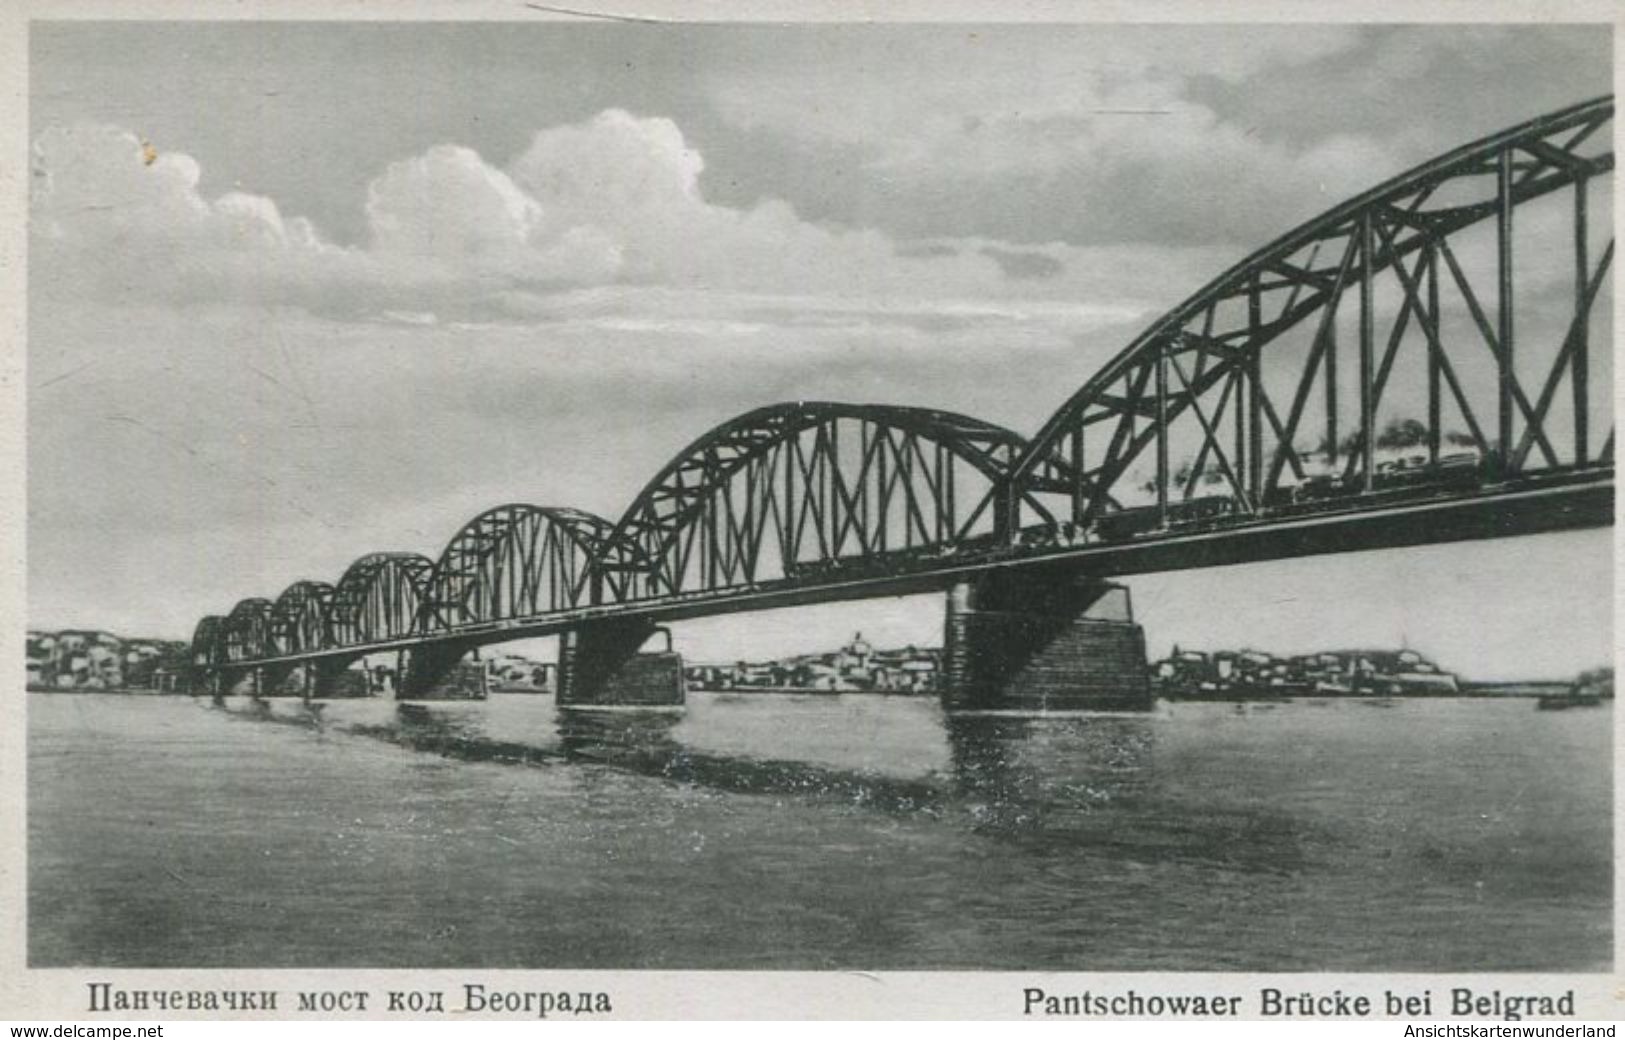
313 663 370 698
261 663 302 698
557 619 685 708
225 668 261 697
941 571 1151 713
398 643 488 701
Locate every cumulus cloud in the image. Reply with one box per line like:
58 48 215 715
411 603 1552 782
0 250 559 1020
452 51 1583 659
512 109 705 228
31 124 350 304
35 111 1163 328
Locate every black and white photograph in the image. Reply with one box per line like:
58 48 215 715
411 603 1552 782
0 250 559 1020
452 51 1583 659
4 4 1618 1021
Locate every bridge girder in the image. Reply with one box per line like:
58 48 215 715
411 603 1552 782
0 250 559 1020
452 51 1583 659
187 99 1617 676
191 615 225 669
329 552 434 648
607 401 1053 598
1004 95 1615 534
416 504 627 631
269 580 335 656
222 597 275 664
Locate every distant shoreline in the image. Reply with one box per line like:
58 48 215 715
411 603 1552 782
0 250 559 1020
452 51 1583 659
1458 681 1574 697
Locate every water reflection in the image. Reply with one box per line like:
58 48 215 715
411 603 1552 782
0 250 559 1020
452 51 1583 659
944 714 1154 837
341 700 561 766
558 706 943 814
941 711 1323 873
205 693 1345 874
212 692 328 729
556 707 683 763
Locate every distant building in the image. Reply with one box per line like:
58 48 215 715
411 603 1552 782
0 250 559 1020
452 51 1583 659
687 633 940 693
1574 667 1614 699
27 628 187 690
1151 644 1459 699
485 652 553 692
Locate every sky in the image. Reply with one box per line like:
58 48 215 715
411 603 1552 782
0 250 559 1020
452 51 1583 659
25 20 1615 679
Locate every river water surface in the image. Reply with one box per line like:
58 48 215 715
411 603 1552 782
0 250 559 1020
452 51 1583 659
28 691 1611 970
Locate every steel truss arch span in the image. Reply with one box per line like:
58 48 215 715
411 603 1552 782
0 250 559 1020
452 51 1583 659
184 99 1617 677
329 552 434 648
191 615 225 669
607 401 1054 598
270 580 335 656
223 598 275 664
416 504 627 632
1005 95 1615 533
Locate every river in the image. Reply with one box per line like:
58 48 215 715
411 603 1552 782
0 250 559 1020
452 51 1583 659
27 691 1611 970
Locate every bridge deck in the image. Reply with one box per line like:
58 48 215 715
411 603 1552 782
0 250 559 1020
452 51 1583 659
218 470 1611 671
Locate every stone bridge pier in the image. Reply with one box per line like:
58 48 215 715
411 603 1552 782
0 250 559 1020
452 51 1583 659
222 666 261 697
398 642 489 700
193 668 228 699
259 659 370 699
556 618 685 709
941 570 1151 713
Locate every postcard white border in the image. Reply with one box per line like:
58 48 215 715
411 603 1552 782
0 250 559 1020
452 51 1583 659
0 0 1619 1021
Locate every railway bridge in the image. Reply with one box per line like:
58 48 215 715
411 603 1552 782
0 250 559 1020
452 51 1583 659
189 98 1615 712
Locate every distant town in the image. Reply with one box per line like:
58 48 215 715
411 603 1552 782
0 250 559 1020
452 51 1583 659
26 626 1612 706
25 630 186 691
1148 645 1610 701
684 637 1612 703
